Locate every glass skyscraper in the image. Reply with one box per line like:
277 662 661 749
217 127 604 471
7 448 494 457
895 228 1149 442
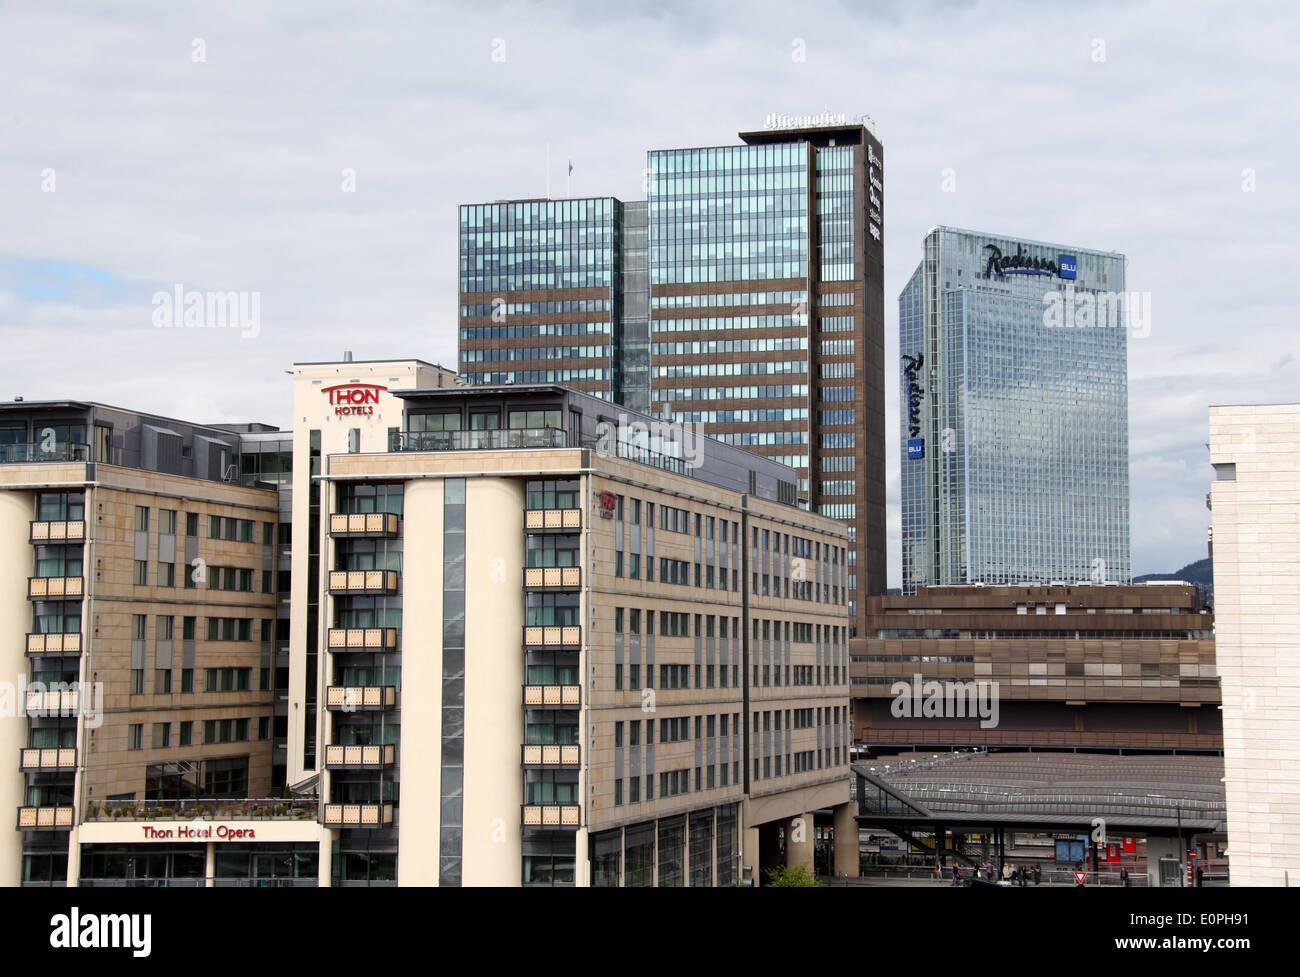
459 120 886 633
899 226 1131 593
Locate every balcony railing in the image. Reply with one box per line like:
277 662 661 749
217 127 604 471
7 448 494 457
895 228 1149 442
327 628 399 651
521 744 581 767
25 690 79 715
522 685 581 708
395 428 567 453
324 744 396 769
0 443 90 464
30 520 86 543
20 747 76 771
26 633 82 656
87 799 318 821
325 686 397 711
17 805 75 829
521 804 581 828
524 566 581 589
522 625 581 648
327 570 399 595
322 803 394 827
525 508 582 531
329 513 400 537
28 576 83 599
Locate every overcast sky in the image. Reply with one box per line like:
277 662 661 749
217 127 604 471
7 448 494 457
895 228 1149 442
2 0 1295 586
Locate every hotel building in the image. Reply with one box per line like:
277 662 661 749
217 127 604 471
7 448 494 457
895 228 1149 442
899 226 1131 592
1209 403 1300 887
850 583 1219 755
0 402 286 886
459 116 886 634
287 364 856 885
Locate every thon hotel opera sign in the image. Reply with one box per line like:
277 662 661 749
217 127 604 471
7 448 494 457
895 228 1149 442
323 383 388 416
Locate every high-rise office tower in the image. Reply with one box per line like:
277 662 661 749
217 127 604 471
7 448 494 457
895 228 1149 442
459 117 885 632
899 226 1132 593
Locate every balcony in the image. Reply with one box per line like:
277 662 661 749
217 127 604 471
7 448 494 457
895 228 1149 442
26 633 82 657
522 625 581 649
524 567 581 589
20 747 76 771
29 520 86 543
17 806 75 829
522 685 582 708
322 803 394 827
25 689 79 715
521 744 581 767
87 798 317 821
324 744 396 769
327 570 399 595
327 628 399 652
325 686 397 711
525 508 582 531
329 512 400 538
0 443 89 464
395 428 567 453
28 576 83 599
521 804 581 829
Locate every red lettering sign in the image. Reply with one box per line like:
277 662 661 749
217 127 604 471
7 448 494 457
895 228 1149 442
596 491 617 518
322 383 387 416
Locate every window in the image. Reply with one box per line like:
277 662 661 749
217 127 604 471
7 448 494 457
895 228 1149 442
130 670 144 694
152 723 170 749
181 669 194 694
159 509 177 534
127 724 143 750
185 512 198 536
182 617 196 640
157 562 175 587
132 560 147 586
179 721 193 746
154 669 172 694
206 668 251 692
134 506 149 532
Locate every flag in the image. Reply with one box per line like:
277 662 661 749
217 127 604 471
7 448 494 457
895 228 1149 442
568 161 574 176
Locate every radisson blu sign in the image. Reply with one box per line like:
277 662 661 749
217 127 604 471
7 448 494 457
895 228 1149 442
984 244 1078 281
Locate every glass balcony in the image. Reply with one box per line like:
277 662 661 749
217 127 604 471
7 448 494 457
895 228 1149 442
329 513 400 538
322 803 394 827
324 744 396 769
29 520 85 543
522 685 582 708
525 508 582 531
327 570 399 595
523 567 581 589
17 806 75 829
395 429 567 453
325 686 397 711
19 747 76 771
0 443 90 464
28 577 83 599
521 744 581 767
26 633 82 657
87 799 318 821
326 628 398 651
521 804 581 829
522 625 581 648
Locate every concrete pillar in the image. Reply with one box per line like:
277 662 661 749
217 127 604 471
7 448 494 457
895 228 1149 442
205 842 215 887
833 803 859 878
318 835 332 887
785 813 815 874
742 826 761 886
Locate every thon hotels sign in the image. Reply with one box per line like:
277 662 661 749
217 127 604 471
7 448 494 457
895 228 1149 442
323 383 388 416
984 244 1078 280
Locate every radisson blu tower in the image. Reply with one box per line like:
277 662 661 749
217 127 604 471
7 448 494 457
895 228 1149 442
898 226 1132 593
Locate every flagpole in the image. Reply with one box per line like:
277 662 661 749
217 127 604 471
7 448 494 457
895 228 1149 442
546 144 551 199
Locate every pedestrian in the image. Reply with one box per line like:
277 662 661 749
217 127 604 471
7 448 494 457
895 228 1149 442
1034 864 1041 886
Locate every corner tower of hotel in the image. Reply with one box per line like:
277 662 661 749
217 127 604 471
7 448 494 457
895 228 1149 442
899 226 1131 592
459 115 886 634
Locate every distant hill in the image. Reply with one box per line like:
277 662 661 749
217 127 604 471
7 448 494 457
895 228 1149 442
1133 558 1213 602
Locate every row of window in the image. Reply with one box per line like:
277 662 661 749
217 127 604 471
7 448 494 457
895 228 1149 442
130 613 272 643
459 298 610 317
129 666 272 696
127 716 269 749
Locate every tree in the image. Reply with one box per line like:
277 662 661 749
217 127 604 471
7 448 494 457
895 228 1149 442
764 864 824 887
